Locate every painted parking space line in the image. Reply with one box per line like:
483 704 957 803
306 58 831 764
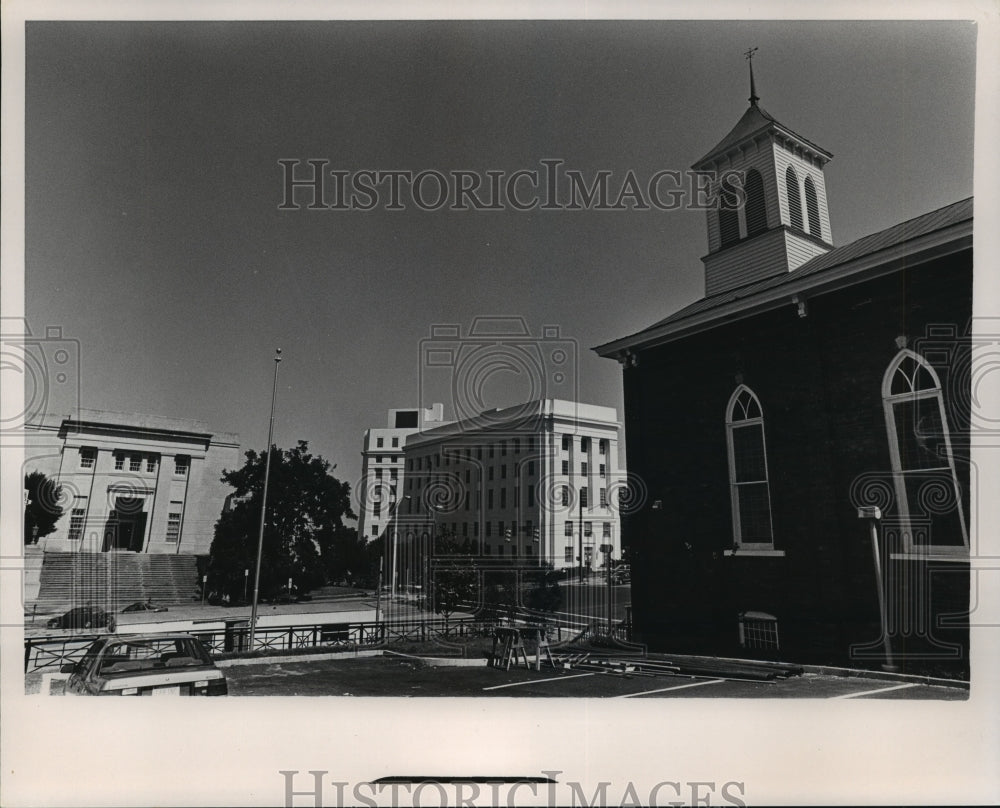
617 678 726 698
482 672 596 691
830 682 921 699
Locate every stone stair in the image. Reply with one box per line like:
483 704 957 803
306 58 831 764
34 552 200 611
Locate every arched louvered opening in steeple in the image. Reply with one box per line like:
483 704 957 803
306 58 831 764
804 176 821 238
744 168 767 237
785 166 803 230
718 173 741 248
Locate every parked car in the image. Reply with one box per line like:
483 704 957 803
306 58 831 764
610 565 631 585
47 606 116 632
121 600 169 613
267 584 312 604
61 633 227 696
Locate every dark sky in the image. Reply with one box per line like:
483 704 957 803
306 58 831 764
25 20 976 505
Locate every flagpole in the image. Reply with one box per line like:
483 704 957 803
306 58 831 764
249 348 282 650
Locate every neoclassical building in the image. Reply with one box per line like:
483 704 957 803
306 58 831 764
26 408 239 556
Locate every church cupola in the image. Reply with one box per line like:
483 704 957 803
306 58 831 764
692 51 835 297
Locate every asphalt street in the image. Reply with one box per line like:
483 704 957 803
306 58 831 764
222 656 967 699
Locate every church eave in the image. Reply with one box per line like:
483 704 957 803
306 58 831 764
692 120 832 171
593 213 971 360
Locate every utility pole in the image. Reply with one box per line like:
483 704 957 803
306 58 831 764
249 348 282 650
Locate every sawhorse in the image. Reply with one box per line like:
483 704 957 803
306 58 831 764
491 627 530 670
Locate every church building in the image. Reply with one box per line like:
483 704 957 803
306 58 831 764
594 65 971 676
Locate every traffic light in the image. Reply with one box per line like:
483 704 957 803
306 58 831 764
504 528 512 542
532 528 540 542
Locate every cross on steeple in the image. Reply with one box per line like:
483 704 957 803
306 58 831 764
745 47 759 106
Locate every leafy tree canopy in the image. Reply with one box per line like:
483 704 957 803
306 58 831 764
24 470 63 545
431 531 478 622
208 441 356 600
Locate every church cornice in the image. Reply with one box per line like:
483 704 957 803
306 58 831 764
692 120 832 172
702 223 834 261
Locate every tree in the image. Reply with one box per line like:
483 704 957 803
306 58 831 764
523 564 563 614
326 530 382 589
208 441 356 601
431 532 477 630
24 471 63 545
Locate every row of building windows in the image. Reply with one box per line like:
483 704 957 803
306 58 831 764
374 436 400 448
560 435 609 454
560 460 606 476
369 517 613 542
403 435 610 473
78 448 189 477
65 496 184 543
395 481 609 513
565 546 598 562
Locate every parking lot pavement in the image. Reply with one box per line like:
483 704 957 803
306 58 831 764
222 657 968 699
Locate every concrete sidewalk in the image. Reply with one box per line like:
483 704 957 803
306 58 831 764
24 591 388 637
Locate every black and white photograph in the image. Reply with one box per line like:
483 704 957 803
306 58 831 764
2 2 998 806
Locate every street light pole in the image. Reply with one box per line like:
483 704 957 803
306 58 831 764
578 495 584 584
249 348 282 650
858 506 897 672
389 495 411 601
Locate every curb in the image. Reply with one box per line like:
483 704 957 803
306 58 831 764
383 650 488 667
218 648 490 668
647 652 968 690
797 662 969 689
216 649 385 667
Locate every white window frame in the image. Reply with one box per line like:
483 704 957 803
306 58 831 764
165 511 182 542
882 349 968 558
725 385 777 552
68 500 87 541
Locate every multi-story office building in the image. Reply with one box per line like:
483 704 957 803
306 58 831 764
357 404 448 541
394 399 624 571
25 408 240 556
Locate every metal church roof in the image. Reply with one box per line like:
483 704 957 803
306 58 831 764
594 197 973 358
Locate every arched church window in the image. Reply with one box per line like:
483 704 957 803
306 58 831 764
882 350 967 555
785 166 803 230
726 385 774 549
744 168 768 237
804 176 821 238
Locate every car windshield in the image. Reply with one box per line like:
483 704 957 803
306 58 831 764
96 637 210 676
76 639 107 674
